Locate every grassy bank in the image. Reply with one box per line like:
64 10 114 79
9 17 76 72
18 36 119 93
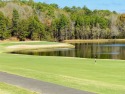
0 54 125 94
0 82 37 94
64 39 125 43
0 41 125 94
0 41 74 53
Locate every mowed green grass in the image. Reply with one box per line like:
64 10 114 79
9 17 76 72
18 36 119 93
0 54 125 94
0 82 37 94
0 41 125 94
0 41 58 46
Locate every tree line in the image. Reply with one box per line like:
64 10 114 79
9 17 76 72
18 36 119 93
0 0 125 41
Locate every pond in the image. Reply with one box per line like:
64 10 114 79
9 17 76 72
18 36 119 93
12 43 125 60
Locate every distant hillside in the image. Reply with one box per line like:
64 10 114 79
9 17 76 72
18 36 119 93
0 2 33 19
0 1 125 41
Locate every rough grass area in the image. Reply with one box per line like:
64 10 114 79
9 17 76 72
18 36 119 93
0 82 38 94
0 41 125 94
64 39 125 43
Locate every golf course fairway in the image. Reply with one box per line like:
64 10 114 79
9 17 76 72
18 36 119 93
0 41 125 94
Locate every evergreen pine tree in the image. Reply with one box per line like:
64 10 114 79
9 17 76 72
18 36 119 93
12 9 19 36
0 12 9 40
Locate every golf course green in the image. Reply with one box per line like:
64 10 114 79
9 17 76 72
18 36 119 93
0 41 125 94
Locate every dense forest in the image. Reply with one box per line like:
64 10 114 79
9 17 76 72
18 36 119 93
0 0 125 41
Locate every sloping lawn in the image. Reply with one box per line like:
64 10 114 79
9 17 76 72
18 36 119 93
0 41 125 94
0 53 125 94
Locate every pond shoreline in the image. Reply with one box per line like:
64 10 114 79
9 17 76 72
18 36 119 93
5 42 75 52
1 41 125 94
63 39 125 43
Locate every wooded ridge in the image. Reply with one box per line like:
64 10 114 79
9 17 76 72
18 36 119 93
0 0 125 41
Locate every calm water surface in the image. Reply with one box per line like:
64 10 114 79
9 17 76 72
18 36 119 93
12 43 125 60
